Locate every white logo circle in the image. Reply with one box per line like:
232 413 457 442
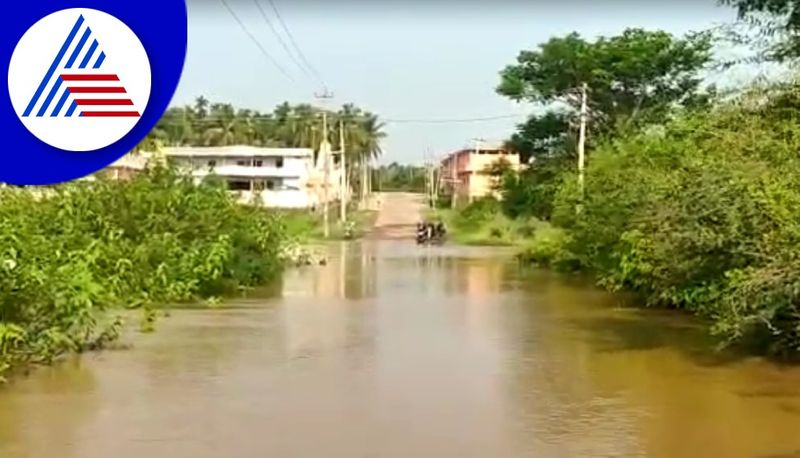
7 8 151 152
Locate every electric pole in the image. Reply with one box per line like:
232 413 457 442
471 137 485 205
450 151 457 209
315 89 334 238
577 82 588 198
339 118 347 222
425 148 436 208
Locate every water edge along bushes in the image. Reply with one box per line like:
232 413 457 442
0 164 288 381
506 84 800 357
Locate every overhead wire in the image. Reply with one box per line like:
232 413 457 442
219 0 295 82
265 0 327 89
167 113 526 124
252 0 313 83
383 114 525 124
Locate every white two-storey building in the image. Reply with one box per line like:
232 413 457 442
162 145 342 209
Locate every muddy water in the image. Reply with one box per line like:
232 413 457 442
1 241 799 458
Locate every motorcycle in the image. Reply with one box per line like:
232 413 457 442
416 222 446 245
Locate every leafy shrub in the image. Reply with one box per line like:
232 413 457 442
500 155 573 221
0 164 286 379
548 83 800 355
517 223 578 271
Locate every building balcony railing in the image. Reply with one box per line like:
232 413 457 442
186 165 305 178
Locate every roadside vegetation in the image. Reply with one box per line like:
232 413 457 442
442 1 800 356
374 163 427 192
278 206 377 242
431 199 536 246
0 165 293 381
1 98 389 381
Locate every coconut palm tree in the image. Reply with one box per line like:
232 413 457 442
353 111 386 202
202 103 237 146
193 96 209 120
144 98 387 178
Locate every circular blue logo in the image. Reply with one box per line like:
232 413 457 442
2 0 187 185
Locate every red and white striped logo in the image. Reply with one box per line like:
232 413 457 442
60 73 140 118
8 8 151 151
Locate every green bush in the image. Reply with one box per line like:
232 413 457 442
548 83 800 355
501 154 573 221
442 198 545 246
0 164 286 379
517 223 579 271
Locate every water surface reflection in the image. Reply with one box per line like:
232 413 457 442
0 241 799 457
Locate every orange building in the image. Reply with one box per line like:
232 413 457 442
439 144 520 203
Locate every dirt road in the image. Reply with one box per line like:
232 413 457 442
367 192 426 240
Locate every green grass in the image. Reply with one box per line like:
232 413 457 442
429 202 540 247
277 207 377 241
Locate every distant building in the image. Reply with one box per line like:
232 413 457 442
98 153 148 180
439 144 520 203
161 145 342 209
99 145 345 209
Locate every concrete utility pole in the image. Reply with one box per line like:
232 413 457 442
471 137 485 205
424 148 437 208
361 156 369 207
431 160 439 206
315 89 334 238
577 82 588 197
450 152 458 210
339 118 347 222
322 110 330 238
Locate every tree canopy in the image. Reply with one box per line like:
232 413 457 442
496 28 714 221
498 28 714 131
722 0 800 60
374 163 427 192
138 97 386 169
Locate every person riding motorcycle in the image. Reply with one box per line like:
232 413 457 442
435 221 446 240
416 222 428 244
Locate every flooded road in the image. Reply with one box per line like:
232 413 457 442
1 241 799 457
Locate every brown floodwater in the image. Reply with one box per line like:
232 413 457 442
1 240 799 458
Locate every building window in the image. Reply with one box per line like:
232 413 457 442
276 157 284 168
227 179 250 191
254 160 263 167
236 160 248 166
207 160 216 168
266 180 276 190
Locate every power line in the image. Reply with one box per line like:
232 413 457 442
165 112 525 124
219 0 295 82
252 0 311 83
265 0 326 89
384 114 525 124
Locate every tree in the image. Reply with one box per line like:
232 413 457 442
482 156 514 194
505 111 572 164
721 0 800 61
331 107 386 201
498 28 714 132
496 28 714 220
374 163 427 192
137 98 386 165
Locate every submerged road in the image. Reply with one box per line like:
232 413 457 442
367 192 426 240
1 198 800 457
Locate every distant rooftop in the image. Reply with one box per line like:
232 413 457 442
161 145 313 158
440 144 513 162
108 153 148 169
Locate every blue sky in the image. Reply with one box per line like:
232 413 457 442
174 1 738 164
